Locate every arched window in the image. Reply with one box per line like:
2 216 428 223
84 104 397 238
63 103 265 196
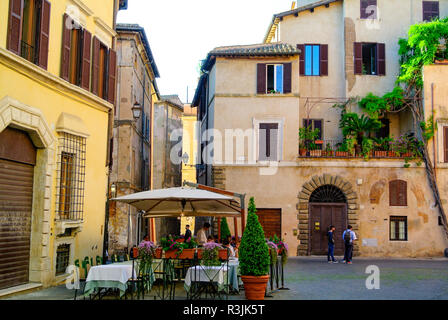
310 185 347 203
389 180 407 206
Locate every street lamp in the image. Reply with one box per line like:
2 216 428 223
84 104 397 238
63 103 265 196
132 102 142 120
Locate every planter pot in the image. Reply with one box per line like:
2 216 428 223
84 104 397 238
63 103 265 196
154 248 162 259
374 151 388 157
401 152 413 158
164 248 195 259
335 151 348 157
241 275 270 300
132 247 138 259
218 249 228 260
388 151 399 157
299 149 307 157
176 239 185 243
309 150 322 157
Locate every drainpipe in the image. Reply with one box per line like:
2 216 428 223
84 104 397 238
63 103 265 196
432 83 437 178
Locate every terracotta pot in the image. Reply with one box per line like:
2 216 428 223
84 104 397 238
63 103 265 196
154 248 162 259
374 151 388 157
241 275 270 300
176 239 185 243
299 149 307 156
388 151 399 157
335 151 348 157
309 150 322 157
218 249 228 260
401 152 413 158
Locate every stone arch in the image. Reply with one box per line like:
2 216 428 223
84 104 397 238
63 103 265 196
0 96 56 285
296 174 360 256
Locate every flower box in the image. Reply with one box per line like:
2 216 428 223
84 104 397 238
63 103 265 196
164 248 195 259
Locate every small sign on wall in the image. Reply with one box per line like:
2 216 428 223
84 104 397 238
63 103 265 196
362 238 378 247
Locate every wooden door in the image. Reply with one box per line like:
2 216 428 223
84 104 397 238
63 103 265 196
309 203 347 255
256 209 282 239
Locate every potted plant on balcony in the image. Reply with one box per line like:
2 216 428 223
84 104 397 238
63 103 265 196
299 125 320 157
322 143 333 157
161 236 197 259
239 197 270 300
373 137 391 157
335 142 349 157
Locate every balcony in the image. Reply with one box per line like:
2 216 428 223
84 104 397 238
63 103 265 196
298 139 416 159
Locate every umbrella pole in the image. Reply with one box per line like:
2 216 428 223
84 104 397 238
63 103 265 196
218 218 221 241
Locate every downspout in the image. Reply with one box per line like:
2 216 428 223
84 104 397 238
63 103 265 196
432 83 436 178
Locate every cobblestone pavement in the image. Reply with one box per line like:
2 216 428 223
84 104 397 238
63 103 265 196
4 256 448 300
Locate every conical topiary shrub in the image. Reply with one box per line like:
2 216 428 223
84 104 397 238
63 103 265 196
239 197 270 300
220 217 231 243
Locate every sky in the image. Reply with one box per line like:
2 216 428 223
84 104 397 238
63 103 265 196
116 0 295 104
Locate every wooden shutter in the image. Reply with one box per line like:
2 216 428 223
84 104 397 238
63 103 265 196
298 44 305 76
61 14 71 81
257 63 266 94
37 0 51 69
390 180 407 206
107 49 117 104
354 42 363 75
7 0 23 55
91 36 100 95
320 44 328 76
377 43 386 76
444 127 448 163
80 29 92 90
283 62 292 94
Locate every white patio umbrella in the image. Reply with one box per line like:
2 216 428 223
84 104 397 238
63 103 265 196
112 187 241 218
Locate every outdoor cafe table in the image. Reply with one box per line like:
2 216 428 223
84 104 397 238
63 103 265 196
84 261 138 298
184 259 240 294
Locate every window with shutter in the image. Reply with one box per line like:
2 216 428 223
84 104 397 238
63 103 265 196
320 44 328 76
423 1 439 21
283 63 292 93
354 42 363 75
390 216 408 241
302 119 323 140
354 42 385 76
257 63 266 94
389 180 407 206
8 0 50 69
360 0 377 19
297 44 305 76
304 45 320 76
81 30 92 90
377 43 386 76
61 13 71 81
91 37 100 96
107 49 117 104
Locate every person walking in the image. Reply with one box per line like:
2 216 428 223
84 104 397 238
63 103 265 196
327 225 338 263
342 225 357 264
197 222 211 246
184 225 192 240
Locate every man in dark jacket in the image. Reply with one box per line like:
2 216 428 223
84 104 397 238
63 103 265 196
327 226 338 263
184 225 192 240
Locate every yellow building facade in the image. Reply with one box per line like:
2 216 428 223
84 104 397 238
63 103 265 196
0 0 120 294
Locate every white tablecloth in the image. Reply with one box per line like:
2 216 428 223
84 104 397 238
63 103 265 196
86 261 136 285
184 265 228 288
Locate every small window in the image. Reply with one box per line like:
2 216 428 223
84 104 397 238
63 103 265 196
259 123 280 161
376 118 390 139
389 180 407 206
266 64 284 94
390 216 408 241
362 43 377 75
304 45 320 76
360 0 377 19
423 1 439 21
55 244 71 275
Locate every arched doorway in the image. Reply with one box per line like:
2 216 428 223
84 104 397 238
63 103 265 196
0 127 36 289
309 185 347 255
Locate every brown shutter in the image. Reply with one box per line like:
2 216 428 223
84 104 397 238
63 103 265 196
444 127 448 163
298 44 305 76
61 14 71 81
257 63 266 94
390 180 407 206
283 62 292 94
91 36 100 96
7 0 23 55
37 0 51 69
107 49 117 104
80 29 92 91
354 42 363 75
320 44 328 76
377 43 385 76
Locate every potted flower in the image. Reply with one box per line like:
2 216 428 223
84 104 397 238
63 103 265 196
269 235 289 266
161 236 196 259
266 240 278 265
299 125 320 157
199 242 222 266
239 197 270 300
136 240 156 276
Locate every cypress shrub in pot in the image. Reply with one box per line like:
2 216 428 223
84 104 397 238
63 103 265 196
239 197 270 300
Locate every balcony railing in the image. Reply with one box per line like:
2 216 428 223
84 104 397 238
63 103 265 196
298 139 414 159
20 41 37 64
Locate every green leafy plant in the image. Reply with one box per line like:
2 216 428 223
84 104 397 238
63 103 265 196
239 197 270 276
299 125 320 151
361 137 374 160
201 242 222 267
420 115 438 142
220 218 231 243
373 136 393 151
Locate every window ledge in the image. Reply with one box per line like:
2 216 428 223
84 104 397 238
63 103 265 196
54 220 84 236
